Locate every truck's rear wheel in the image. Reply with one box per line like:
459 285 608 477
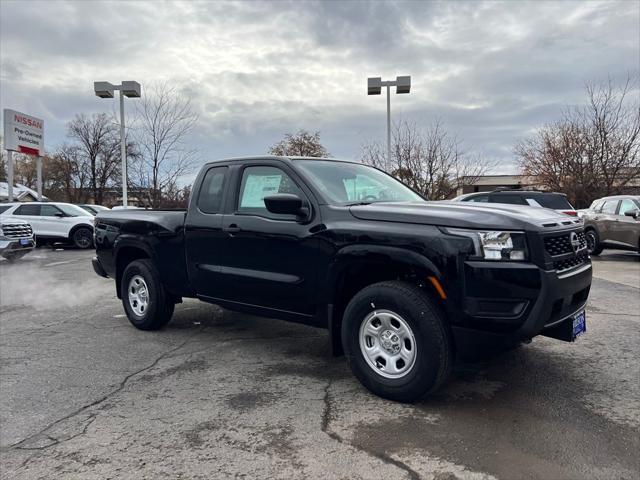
342 281 452 402
121 259 174 330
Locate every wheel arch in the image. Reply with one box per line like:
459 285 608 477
114 244 152 299
68 222 94 238
325 245 446 356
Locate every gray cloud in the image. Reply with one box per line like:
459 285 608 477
1 0 638 177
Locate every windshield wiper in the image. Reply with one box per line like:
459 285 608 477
345 201 373 206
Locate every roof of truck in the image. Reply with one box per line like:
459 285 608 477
203 156 361 166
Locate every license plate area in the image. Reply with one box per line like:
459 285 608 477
542 309 586 342
572 310 586 340
20 239 30 246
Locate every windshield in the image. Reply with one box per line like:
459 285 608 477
57 204 91 217
294 160 423 205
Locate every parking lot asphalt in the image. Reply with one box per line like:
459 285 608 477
0 248 638 480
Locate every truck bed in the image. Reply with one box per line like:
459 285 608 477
95 209 192 298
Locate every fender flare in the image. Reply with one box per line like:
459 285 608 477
323 244 444 356
325 244 443 300
113 236 156 297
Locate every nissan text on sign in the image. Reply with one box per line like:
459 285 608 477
3 109 45 156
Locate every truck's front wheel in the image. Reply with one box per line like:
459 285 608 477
121 259 174 330
342 281 452 402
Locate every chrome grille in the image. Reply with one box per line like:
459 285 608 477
1 223 33 238
544 231 587 256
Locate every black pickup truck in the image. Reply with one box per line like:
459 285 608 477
93 156 591 401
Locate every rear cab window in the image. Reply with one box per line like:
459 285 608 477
197 166 228 214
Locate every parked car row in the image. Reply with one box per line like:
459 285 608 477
454 189 578 216
454 189 639 256
0 202 101 251
0 201 130 261
2 190 638 262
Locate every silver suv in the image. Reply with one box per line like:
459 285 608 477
582 195 640 255
0 217 36 262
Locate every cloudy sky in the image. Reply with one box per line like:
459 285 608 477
1 0 638 176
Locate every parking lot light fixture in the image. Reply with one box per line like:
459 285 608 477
367 75 411 171
93 80 141 207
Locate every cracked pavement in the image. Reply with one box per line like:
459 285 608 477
1 249 639 479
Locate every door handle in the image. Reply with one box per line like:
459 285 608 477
223 224 241 235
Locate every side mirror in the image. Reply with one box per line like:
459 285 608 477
624 209 639 219
54 212 65 218
264 194 309 219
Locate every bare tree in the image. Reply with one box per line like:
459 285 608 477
160 183 192 209
67 113 121 204
269 130 329 157
132 82 198 208
45 145 93 202
517 76 640 207
12 153 38 188
362 120 492 200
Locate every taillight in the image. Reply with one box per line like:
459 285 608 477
562 210 577 216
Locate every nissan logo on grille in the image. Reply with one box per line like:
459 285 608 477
570 232 581 253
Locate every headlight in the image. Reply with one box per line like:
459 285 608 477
444 228 528 261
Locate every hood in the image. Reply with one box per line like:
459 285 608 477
0 216 30 226
349 201 581 232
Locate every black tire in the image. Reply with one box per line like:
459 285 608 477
341 281 452 402
585 229 602 255
120 259 174 330
72 226 94 249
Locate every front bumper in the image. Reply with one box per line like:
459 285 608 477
0 238 36 256
451 257 592 343
92 256 109 278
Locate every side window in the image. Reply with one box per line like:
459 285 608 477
197 166 227 214
237 166 304 217
601 200 618 214
490 194 526 205
0 205 11 214
618 199 637 216
14 204 40 216
592 200 605 212
467 194 489 203
41 205 62 217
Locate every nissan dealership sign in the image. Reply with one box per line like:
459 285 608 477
3 108 45 156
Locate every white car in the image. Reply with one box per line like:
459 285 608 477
0 202 95 249
0 217 35 261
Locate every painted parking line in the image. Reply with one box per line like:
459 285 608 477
43 259 82 267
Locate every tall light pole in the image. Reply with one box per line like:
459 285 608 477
94 81 141 207
367 75 411 171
